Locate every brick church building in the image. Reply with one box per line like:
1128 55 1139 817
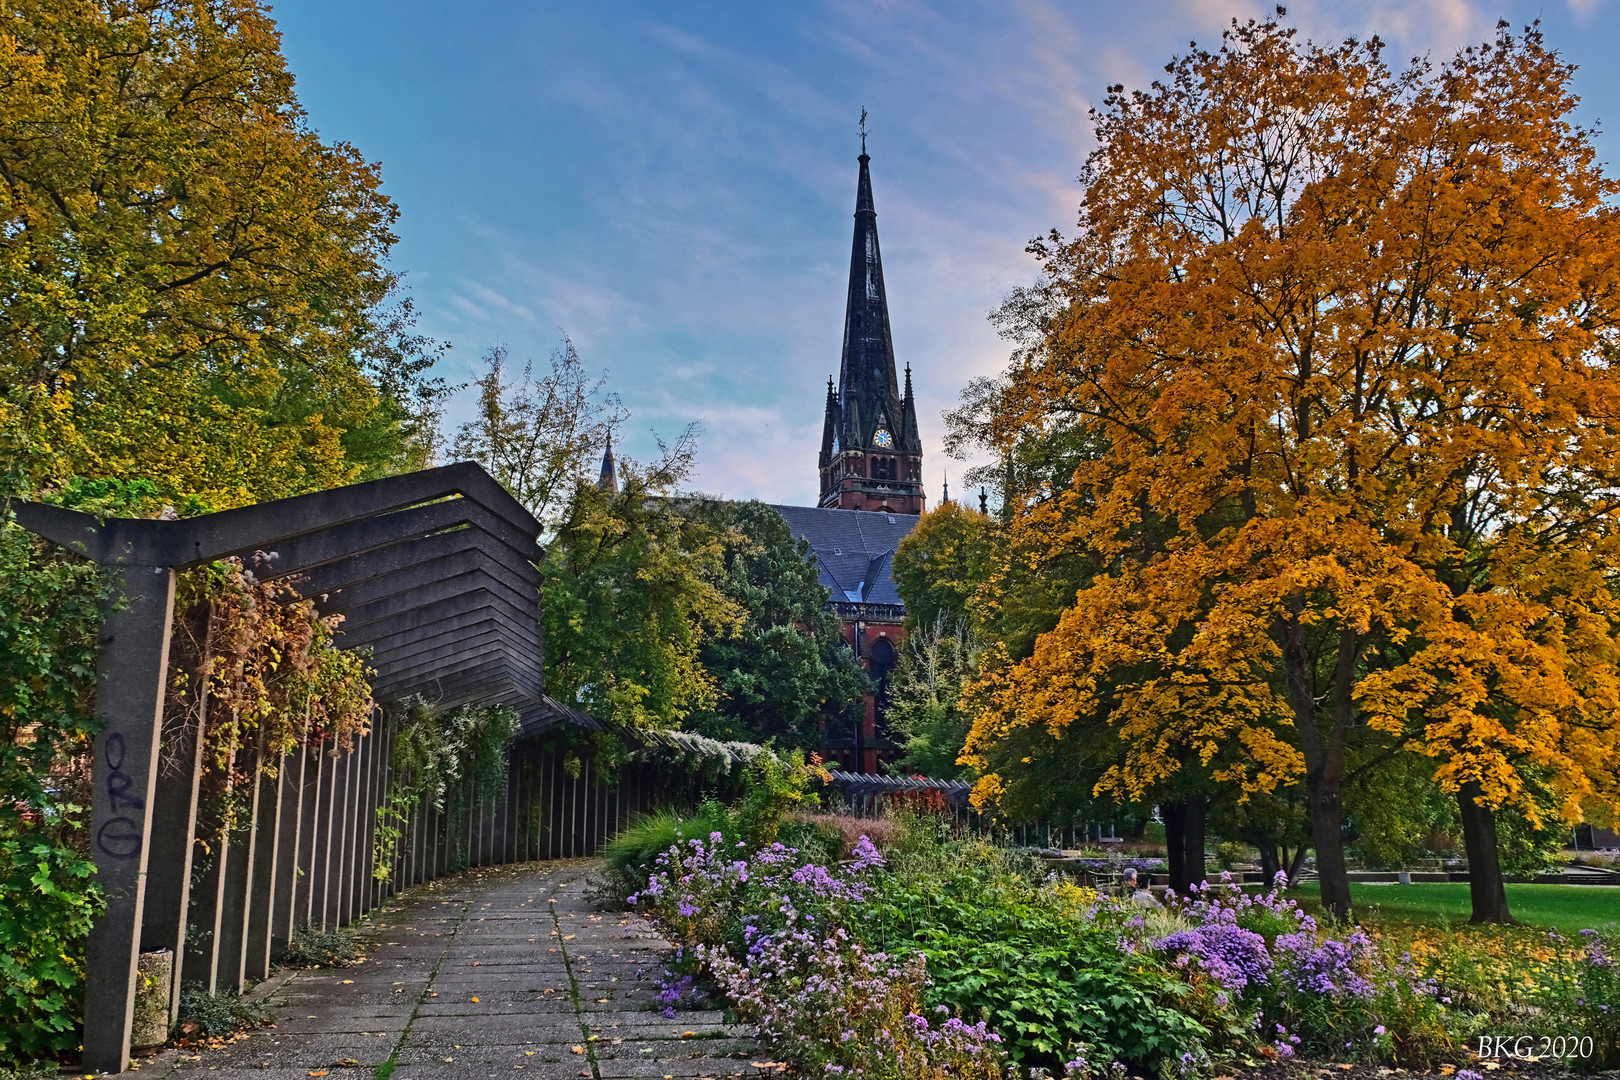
771 143 926 773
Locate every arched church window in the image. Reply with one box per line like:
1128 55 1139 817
869 636 897 682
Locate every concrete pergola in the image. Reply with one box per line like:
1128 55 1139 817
13 462 553 1074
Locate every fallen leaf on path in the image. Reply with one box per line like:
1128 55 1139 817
308 1072 327 1077
471 996 480 1002
571 1046 584 1055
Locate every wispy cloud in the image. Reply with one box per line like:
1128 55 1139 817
274 0 1620 505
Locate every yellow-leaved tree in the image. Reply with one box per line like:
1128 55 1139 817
0 0 441 508
962 16 1620 921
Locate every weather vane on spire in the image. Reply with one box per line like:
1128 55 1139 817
859 107 868 155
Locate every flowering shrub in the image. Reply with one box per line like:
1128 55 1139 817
632 831 1005 1079
704 928 1002 1080
1575 927 1619 1068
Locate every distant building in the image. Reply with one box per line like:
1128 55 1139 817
780 143 923 772
772 505 915 773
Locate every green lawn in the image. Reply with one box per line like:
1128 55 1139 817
1286 882 1619 935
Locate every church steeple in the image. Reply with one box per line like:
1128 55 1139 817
597 435 618 494
818 125 925 515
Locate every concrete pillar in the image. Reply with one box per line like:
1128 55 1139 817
297 747 326 929
82 564 177 1076
216 726 259 992
320 746 344 929
138 656 207 1027
269 748 307 958
244 737 284 980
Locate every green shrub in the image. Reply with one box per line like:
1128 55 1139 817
734 749 824 845
0 518 110 1063
862 826 1211 1070
1214 841 1247 870
600 748 830 903
0 1059 58 1080
777 816 845 864
278 924 359 968
0 825 103 1063
175 985 271 1039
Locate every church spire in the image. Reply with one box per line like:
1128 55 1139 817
837 134 899 450
818 122 925 515
597 435 618 494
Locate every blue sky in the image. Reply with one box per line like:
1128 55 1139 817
272 0 1620 507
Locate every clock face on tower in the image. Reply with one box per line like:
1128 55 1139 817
873 429 893 448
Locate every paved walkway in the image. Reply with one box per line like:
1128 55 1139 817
149 861 758 1080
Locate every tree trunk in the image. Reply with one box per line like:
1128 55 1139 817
1162 802 1188 891
1286 842 1309 885
1250 830 1281 884
1183 793 1207 889
1306 770 1353 921
1458 780 1513 924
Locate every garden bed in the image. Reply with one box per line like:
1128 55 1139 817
606 803 1619 1080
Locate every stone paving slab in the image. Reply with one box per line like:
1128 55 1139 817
143 860 756 1080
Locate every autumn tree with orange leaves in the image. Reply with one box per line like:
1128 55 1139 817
961 15 1620 922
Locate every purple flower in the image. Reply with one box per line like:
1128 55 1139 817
850 835 886 870
1274 931 1374 999
1157 924 1272 995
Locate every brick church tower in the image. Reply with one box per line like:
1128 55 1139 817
817 145 925 514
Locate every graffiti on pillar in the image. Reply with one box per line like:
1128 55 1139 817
97 731 144 859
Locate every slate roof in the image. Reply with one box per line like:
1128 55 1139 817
770 504 919 606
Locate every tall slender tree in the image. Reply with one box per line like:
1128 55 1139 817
451 339 626 534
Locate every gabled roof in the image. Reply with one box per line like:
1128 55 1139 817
769 503 918 606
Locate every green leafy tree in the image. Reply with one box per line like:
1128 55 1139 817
0 0 443 508
885 617 979 779
679 499 867 747
891 501 996 637
542 428 742 731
